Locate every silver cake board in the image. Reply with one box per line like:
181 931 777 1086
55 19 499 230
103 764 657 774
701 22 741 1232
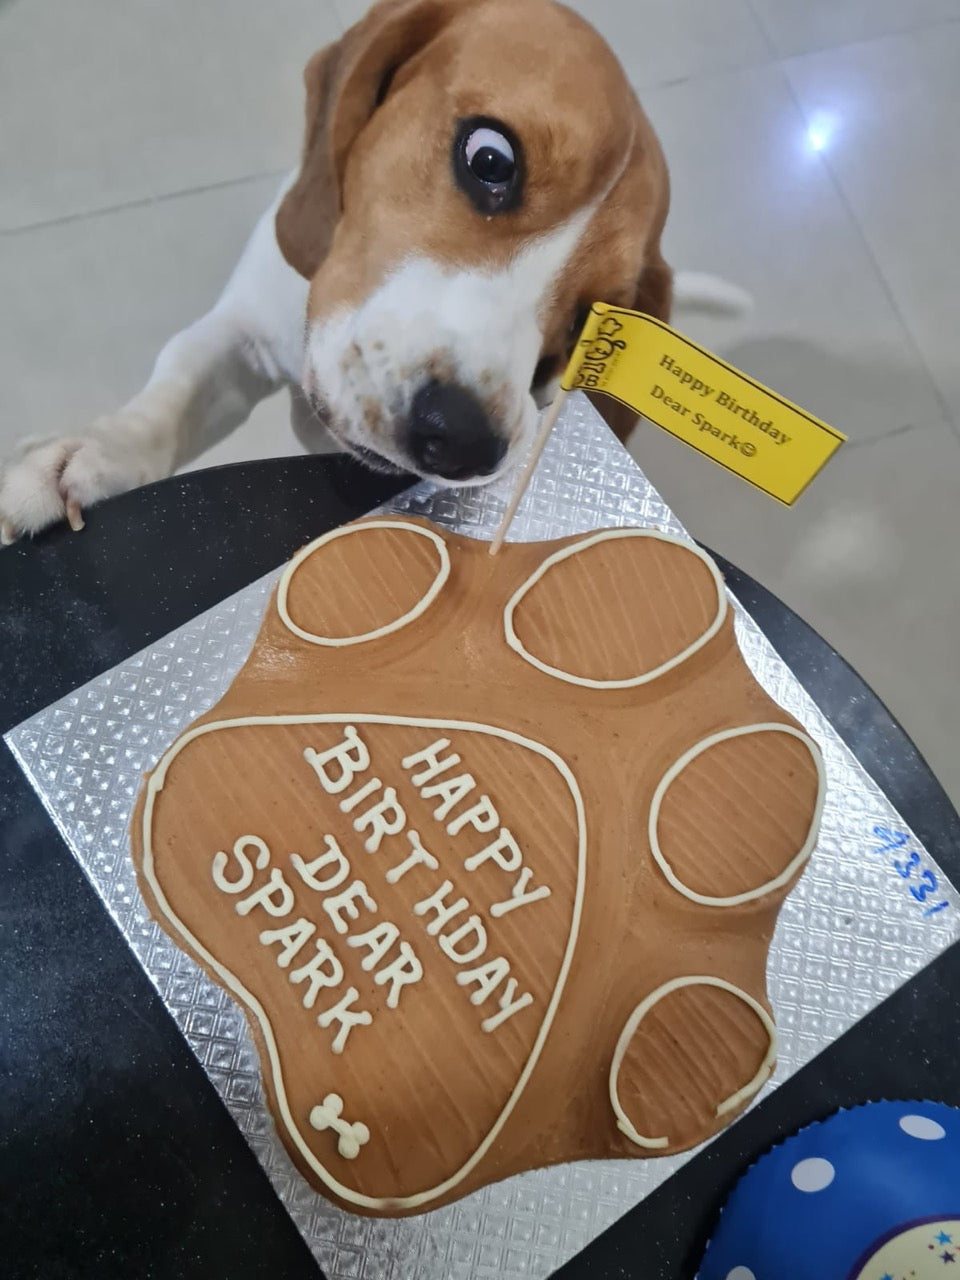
7 393 958 1280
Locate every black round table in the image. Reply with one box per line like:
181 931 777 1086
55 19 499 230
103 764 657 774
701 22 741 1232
1 455 958 1280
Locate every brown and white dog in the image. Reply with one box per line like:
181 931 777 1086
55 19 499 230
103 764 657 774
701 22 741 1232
0 0 741 544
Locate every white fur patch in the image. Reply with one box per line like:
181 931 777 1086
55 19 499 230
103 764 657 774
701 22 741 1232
304 207 597 481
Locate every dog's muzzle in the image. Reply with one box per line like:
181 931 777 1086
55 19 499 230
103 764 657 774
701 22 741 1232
404 381 508 482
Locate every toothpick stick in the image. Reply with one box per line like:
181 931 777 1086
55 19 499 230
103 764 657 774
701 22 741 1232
489 387 570 556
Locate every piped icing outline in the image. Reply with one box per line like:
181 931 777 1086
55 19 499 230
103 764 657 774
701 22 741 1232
277 520 451 647
648 723 826 908
141 712 587 1211
502 528 728 690
608 975 777 1150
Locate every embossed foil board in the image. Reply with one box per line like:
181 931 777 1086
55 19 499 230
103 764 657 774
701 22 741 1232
7 394 959 1280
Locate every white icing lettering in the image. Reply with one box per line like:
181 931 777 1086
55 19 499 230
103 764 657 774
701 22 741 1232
439 914 488 965
211 834 270 894
464 827 523 875
289 939 344 1009
456 955 512 1006
446 794 499 837
353 787 406 854
490 866 552 917
235 867 295 919
339 776 382 813
303 725 369 794
291 835 350 893
422 772 477 822
316 986 372 1054
413 879 469 936
385 829 439 885
322 879 377 936
142 704 589 1213
374 942 424 1010
401 737 461 786
480 977 534 1033
455 957 512 1003
347 921 400 972
309 1093 370 1160
259 916 315 967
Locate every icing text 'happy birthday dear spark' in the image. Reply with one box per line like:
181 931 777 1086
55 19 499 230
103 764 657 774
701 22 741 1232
208 726 552 1056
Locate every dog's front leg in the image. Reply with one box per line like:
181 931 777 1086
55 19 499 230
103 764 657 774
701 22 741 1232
0 193 307 544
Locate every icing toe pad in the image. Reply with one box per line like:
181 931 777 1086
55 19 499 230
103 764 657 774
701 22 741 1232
649 724 826 907
609 977 777 1151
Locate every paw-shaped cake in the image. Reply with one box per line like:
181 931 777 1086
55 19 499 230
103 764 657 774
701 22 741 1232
131 516 825 1215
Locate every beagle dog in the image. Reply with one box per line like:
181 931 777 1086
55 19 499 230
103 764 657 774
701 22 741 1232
0 0 722 545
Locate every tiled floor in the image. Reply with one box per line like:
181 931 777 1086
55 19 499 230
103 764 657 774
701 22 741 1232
1 0 958 803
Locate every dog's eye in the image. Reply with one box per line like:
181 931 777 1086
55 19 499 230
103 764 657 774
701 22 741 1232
465 127 515 185
454 117 523 215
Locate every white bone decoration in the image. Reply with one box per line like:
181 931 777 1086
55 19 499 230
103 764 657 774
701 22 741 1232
310 1094 372 1161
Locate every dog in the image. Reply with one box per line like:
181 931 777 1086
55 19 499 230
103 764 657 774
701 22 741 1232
0 0 737 546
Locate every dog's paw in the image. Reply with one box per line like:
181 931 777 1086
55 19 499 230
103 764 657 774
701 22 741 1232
0 429 156 544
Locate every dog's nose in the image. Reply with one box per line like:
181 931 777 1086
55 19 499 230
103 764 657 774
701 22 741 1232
406 381 508 481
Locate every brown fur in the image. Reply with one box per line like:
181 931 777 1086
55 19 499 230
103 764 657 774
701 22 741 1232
277 0 673 445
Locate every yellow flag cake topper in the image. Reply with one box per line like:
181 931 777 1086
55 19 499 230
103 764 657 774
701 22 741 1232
563 303 845 505
489 301 846 555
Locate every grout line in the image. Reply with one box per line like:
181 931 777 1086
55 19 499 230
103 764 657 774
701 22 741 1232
635 49 776 96
775 63 957 443
742 0 781 59
842 420 935 451
632 0 781 92
0 169 290 238
743 9 960 63
635 13 960 97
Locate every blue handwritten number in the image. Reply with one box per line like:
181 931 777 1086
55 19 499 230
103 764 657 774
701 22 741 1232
893 851 921 879
909 870 939 903
871 825 950 920
873 824 909 855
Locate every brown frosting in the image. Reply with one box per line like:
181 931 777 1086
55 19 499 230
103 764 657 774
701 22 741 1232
130 516 824 1216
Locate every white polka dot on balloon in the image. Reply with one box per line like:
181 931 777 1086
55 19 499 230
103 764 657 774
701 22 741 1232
726 1269 756 1280
790 1157 835 1192
899 1113 946 1141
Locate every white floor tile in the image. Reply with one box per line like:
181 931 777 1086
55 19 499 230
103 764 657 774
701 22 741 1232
749 0 960 57
0 177 300 461
330 0 374 29
786 24 960 428
643 63 944 442
564 0 771 87
0 0 342 229
629 417 960 807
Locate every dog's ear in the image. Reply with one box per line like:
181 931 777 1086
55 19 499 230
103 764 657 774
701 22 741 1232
632 249 673 324
276 0 454 280
593 248 672 439
629 116 673 325
589 125 673 444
